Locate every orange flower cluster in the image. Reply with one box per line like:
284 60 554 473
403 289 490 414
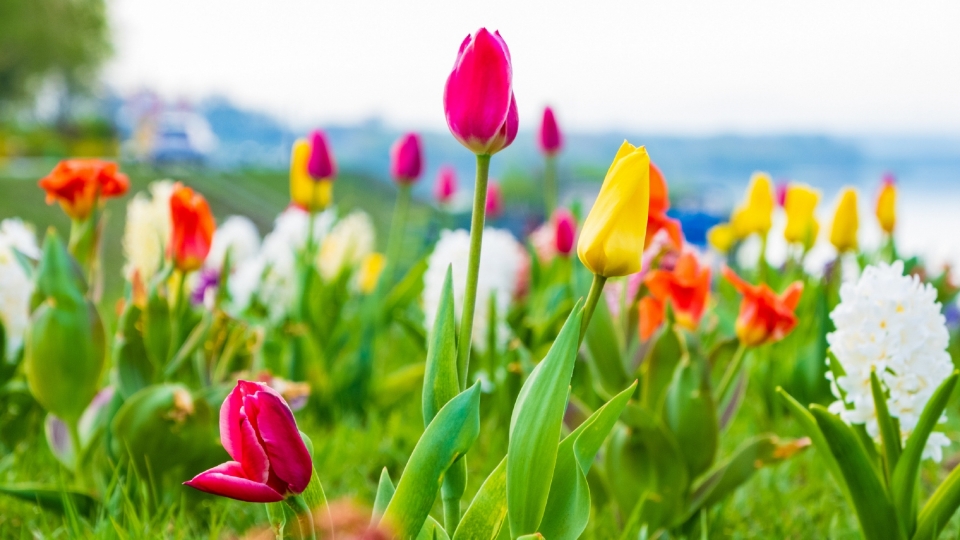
38 159 129 220
722 266 803 346
639 251 710 340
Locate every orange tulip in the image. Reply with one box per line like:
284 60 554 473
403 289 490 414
38 159 129 220
722 266 803 346
638 251 710 340
645 162 684 248
168 183 215 272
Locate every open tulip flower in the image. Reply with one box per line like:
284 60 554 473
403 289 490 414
722 266 803 347
185 381 313 503
390 132 423 184
639 251 710 340
169 183 216 273
38 159 129 221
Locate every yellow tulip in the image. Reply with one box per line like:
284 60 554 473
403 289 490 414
290 139 333 211
356 252 385 294
730 172 775 238
783 183 821 249
577 141 650 277
876 177 896 234
829 187 859 253
707 223 736 254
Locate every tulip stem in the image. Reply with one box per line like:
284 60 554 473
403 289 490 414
457 153 491 391
544 154 558 215
717 342 749 401
382 183 412 291
68 420 83 479
579 274 608 344
284 495 316 540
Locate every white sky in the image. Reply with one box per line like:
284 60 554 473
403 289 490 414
105 0 960 135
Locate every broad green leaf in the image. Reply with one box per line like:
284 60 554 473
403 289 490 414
113 303 152 399
641 324 684 412
423 266 461 426
891 371 959 536
663 358 717 479
538 381 637 540
375 467 396 517
301 467 331 533
870 369 901 485
0 484 97 516
914 460 960 540
507 302 583 537
453 458 507 540
382 383 482 540
811 405 903 540
142 277 172 369
583 293 629 396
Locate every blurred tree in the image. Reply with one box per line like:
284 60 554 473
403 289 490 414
0 0 111 113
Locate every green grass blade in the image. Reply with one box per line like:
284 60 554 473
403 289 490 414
913 460 960 540
870 369 901 486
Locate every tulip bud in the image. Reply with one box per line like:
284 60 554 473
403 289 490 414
444 28 518 156
38 159 129 220
552 209 576 256
168 183 216 272
730 172 775 238
184 381 313 502
307 129 336 180
707 223 736 254
24 231 105 425
390 132 423 184
290 139 333 211
538 106 562 156
577 141 650 278
486 180 503 218
876 174 896 234
775 180 788 207
783 183 821 249
829 187 859 253
434 166 458 205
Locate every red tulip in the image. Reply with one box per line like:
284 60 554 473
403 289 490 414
184 381 313 503
38 159 129 220
538 106 562 156
639 252 710 340
722 266 803 346
168 183 215 272
390 132 423 184
434 166 458 204
646 163 683 248
307 130 336 180
486 180 503 218
444 28 518 156
554 209 576 256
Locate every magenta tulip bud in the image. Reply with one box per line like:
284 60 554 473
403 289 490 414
307 130 336 180
554 209 576 255
434 166 458 204
184 381 312 503
390 132 423 184
775 180 788 208
538 106 562 156
444 28 518 156
486 180 503 218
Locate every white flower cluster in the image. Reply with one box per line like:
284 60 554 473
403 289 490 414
207 216 261 272
827 261 953 462
423 228 527 353
317 211 375 281
122 180 175 281
0 219 39 357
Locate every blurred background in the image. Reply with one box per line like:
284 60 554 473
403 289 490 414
2 0 959 286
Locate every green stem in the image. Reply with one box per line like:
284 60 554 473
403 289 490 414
283 495 317 540
579 274 608 345
544 154 558 216
382 183 412 291
717 341 748 400
67 421 83 474
168 269 186 363
443 496 461 536
456 154 491 391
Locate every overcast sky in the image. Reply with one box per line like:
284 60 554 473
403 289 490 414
105 0 960 135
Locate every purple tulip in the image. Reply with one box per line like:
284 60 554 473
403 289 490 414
390 132 423 184
538 106 562 156
307 130 336 181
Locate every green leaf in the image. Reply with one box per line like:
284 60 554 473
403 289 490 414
142 280 172 369
453 459 507 540
384 257 429 317
641 324 684 412
113 303 152 399
0 484 97 516
507 301 583 537
382 383 482 540
583 294 629 396
538 381 637 540
423 266 460 426
374 467 396 517
663 358 718 479
891 370 959 536
811 405 903 540
163 311 213 378
914 460 960 540
870 369 901 485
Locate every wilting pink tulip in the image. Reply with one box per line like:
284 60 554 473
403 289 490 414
307 130 336 180
538 106 562 156
486 180 503 218
554 209 576 255
390 132 423 184
434 166 458 204
184 381 312 503
444 28 518 156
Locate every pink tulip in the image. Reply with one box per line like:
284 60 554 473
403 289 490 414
434 166 458 204
444 28 518 156
486 180 503 218
307 130 336 180
538 106 562 156
390 132 423 184
775 180 788 208
184 381 312 503
554 209 576 255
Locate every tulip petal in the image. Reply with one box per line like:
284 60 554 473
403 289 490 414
184 461 285 503
253 391 313 494
238 416 270 483
780 282 805 311
219 385 246 462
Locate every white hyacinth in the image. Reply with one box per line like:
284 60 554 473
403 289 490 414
423 228 526 353
122 180 175 281
0 219 39 356
207 216 261 272
827 261 953 462
318 211 375 281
